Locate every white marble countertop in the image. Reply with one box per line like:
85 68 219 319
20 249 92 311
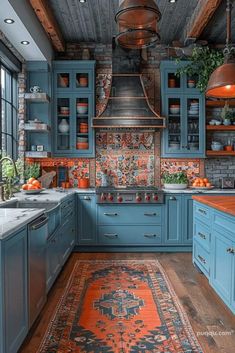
162 188 235 194
0 208 44 240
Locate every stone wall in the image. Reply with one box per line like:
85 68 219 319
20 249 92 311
205 158 235 187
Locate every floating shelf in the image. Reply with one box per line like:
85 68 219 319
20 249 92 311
24 93 50 102
206 150 235 157
25 151 51 158
206 125 235 131
206 100 235 107
24 123 50 132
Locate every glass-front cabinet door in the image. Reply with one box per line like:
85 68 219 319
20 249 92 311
75 94 93 155
162 94 205 157
56 71 71 90
55 95 73 153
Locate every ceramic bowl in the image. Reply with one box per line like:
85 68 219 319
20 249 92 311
164 183 188 190
169 107 180 114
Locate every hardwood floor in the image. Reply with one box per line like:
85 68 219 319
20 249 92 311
19 252 235 353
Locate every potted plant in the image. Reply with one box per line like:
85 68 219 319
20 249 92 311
221 101 233 125
176 47 224 92
162 172 188 190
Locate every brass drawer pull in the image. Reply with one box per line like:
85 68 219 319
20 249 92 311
198 254 206 264
144 234 158 238
227 248 235 254
198 232 206 240
104 233 118 238
198 208 207 215
104 213 118 216
144 213 157 216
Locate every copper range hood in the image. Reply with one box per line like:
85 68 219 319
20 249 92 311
93 45 165 129
115 0 161 49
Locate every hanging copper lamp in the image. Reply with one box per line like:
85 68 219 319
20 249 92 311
115 0 161 49
206 0 235 99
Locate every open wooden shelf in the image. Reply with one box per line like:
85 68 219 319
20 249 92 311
25 151 51 158
206 100 235 107
206 150 235 156
24 93 50 103
206 125 235 131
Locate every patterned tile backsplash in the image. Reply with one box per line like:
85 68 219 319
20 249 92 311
28 133 205 187
96 131 155 186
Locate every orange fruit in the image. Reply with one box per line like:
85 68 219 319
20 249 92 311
32 180 41 188
22 184 28 190
206 182 211 187
28 184 37 190
28 177 36 184
203 178 209 183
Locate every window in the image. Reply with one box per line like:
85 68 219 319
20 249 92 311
0 63 18 159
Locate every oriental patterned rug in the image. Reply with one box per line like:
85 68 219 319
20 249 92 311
38 260 203 353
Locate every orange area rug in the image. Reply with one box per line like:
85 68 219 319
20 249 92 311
38 260 203 352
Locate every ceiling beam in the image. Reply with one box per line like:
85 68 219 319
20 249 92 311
29 0 65 52
184 0 222 45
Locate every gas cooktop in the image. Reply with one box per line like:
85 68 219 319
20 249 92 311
96 186 163 204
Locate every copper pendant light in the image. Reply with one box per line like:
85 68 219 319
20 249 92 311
115 0 161 49
206 0 235 99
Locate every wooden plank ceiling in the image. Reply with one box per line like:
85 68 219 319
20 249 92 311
47 0 199 44
33 0 234 47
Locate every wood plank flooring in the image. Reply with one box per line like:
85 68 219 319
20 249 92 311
19 253 235 353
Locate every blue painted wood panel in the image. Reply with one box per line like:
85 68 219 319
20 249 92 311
77 194 97 245
2 228 28 353
164 195 182 244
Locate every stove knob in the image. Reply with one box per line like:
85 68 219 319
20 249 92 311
108 193 114 201
145 194 151 202
117 196 123 203
101 193 106 201
153 194 159 201
136 194 142 202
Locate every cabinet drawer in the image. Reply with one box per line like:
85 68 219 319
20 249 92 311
98 225 162 245
98 206 162 225
193 240 210 276
194 202 211 223
194 221 210 252
213 211 235 239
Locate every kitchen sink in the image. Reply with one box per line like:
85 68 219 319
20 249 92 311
0 200 59 211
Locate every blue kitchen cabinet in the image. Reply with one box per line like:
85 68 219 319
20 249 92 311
0 228 28 353
77 194 97 245
53 61 95 157
46 229 61 293
182 194 194 244
59 209 76 266
164 195 182 244
25 61 51 157
161 61 205 158
211 230 234 309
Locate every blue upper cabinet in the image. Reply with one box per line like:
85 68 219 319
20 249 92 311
161 61 205 158
53 61 95 157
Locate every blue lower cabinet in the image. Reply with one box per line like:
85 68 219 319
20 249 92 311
46 230 61 293
164 195 182 244
59 211 75 266
98 225 162 245
0 228 28 353
182 195 194 244
211 230 234 310
193 201 235 314
77 194 96 245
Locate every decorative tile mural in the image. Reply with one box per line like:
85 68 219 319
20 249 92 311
160 159 203 185
96 131 155 186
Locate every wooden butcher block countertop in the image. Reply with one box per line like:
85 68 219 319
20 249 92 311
192 195 235 217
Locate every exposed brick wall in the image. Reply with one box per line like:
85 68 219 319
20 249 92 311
205 158 235 187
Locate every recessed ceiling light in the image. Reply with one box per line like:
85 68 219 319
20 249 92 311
21 41 30 45
4 18 15 24
79 0 86 3
169 0 177 3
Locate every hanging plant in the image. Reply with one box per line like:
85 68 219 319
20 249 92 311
176 47 224 92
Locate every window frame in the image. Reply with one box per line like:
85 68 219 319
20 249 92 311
0 61 18 159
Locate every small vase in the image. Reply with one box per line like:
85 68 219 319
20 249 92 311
223 119 231 126
58 119 69 133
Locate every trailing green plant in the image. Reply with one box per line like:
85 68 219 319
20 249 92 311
162 172 188 184
176 47 224 92
24 162 40 180
221 101 233 120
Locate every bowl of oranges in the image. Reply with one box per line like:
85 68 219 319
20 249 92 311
21 178 45 194
191 177 214 190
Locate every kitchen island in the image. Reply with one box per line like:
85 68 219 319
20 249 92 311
192 195 235 314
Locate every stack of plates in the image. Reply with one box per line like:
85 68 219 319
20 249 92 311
188 101 199 115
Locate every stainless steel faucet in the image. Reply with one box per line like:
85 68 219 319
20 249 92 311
0 157 18 201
